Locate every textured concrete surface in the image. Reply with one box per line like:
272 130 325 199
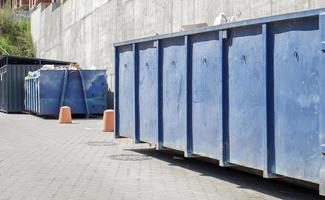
0 113 324 200
30 0 325 91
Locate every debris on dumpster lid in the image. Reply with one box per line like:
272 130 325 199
25 64 68 79
68 63 80 70
24 63 100 80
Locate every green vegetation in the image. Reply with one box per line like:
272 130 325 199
0 3 34 57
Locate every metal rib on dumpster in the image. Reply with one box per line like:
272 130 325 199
59 68 68 108
79 69 91 118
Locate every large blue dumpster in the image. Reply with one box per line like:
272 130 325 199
24 69 108 116
114 8 325 195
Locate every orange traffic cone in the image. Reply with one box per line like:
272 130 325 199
59 106 72 124
102 109 114 132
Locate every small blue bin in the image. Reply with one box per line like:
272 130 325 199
24 69 108 116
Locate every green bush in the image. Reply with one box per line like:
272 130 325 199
0 3 35 57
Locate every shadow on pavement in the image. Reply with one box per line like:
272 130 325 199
126 148 325 200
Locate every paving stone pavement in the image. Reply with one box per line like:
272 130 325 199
0 113 323 200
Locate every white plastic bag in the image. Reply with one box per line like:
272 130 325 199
214 13 227 25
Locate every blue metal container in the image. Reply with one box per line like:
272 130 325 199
114 9 325 194
24 69 108 116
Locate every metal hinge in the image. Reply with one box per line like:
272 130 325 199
0 69 7 81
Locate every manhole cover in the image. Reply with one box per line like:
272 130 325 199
109 154 151 161
86 141 117 146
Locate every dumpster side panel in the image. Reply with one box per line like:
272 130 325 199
64 71 87 113
82 70 108 114
138 42 158 144
33 78 36 113
191 32 222 159
25 79 30 111
25 78 35 113
272 17 321 183
227 25 266 170
162 37 187 151
64 70 107 114
24 79 28 111
30 78 35 112
118 45 135 138
24 79 27 111
39 70 65 115
34 70 107 115
33 78 38 113
36 78 40 114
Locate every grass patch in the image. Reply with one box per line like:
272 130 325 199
0 3 34 57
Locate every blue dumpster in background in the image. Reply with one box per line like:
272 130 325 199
114 8 325 195
24 69 108 116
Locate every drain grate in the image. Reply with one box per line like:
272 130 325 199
86 141 117 146
109 154 151 161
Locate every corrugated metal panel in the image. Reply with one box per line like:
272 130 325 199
0 65 41 113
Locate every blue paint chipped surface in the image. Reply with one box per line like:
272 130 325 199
273 17 321 183
119 45 135 138
162 38 187 151
228 25 266 170
191 32 222 159
138 42 158 144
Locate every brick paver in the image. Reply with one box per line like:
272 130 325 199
0 113 322 200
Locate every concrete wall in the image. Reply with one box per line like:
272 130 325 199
31 0 325 90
